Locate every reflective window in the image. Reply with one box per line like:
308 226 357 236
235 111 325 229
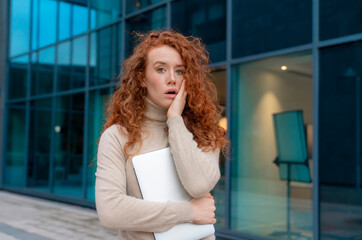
31 0 39 50
90 0 122 29
10 0 31 57
5 103 27 187
73 2 88 36
90 24 121 86
53 93 84 198
28 98 52 192
230 52 313 239
126 0 163 14
320 0 362 41
319 42 362 239
31 47 55 95
71 36 87 89
209 68 227 228
59 1 71 41
57 41 71 91
38 0 57 48
171 0 226 63
232 0 312 58
126 7 166 57
9 55 29 99
87 89 111 201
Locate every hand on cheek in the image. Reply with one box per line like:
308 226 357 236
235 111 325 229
167 80 187 118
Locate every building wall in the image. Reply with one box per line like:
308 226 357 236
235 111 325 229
2 1 362 240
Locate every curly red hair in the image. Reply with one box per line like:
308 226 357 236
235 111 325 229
102 30 228 158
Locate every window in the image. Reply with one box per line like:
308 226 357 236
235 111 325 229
232 0 312 58
125 7 166 57
230 52 313 239
320 0 362 40
171 0 226 63
319 41 362 239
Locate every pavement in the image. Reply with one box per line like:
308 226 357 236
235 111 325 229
0 191 118 240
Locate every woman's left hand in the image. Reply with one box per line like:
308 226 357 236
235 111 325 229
167 80 187 118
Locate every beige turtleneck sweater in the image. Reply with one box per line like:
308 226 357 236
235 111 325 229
95 98 220 240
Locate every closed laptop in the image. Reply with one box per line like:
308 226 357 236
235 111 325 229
132 147 215 240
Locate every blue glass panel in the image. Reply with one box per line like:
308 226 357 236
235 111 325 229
10 0 31 57
57 41 71 91
5 103 27 187
126 7 166 57
31 47 55 95
71 36 87 88
230 52 313 239
320 0 362 40
28 98 52 192
9 55 29 99
59 2 71 41
87 89 111 201
90 24 121 86
73 3 88 36
232 0 312 58
126 0 162 14
171 0 226 63
54 93 84 198
90 0 122 29
319 41 362 239
31 0 39 50
39 0 57 48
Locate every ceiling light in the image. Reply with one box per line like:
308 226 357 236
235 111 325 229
281 66 287 71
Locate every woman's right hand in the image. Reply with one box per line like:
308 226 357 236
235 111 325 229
190 193 216 224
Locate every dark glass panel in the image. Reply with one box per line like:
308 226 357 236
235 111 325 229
90 0 122 29
71 36 87 89
57 41 71 91
232 0 312 58
230 52 313 238
72 2 88 36
10 0 31 56
53 93 84 198
9 55 29 99
125 7 166 57
59 1 71 41
209 68 227 228
171 0 226 63
87 89 111 201
31 47 55 95
126 0 163 14
5 103 27 187
38 0 57 48
319 42 362 239
320 0 362 40
28 98 52 191
90 24 121 86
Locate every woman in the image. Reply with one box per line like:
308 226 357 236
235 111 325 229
96 31 228 240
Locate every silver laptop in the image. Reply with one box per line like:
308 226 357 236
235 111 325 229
132 147 215 240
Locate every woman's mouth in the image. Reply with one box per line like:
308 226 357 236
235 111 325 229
165 89 178 98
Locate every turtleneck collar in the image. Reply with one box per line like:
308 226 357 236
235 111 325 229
144 97 168 126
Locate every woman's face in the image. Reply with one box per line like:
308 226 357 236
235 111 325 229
144 45 185 108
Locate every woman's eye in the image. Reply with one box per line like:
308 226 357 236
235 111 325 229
156 68 165 73
176 69 184 75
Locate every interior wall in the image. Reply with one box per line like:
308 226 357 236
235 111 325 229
237 63 313 187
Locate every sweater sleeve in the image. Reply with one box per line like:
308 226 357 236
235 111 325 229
95 126 193 232
166 116 221 198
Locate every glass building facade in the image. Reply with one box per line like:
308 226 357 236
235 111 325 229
0 0 361 239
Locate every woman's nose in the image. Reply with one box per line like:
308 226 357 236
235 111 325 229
167 72 176 85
